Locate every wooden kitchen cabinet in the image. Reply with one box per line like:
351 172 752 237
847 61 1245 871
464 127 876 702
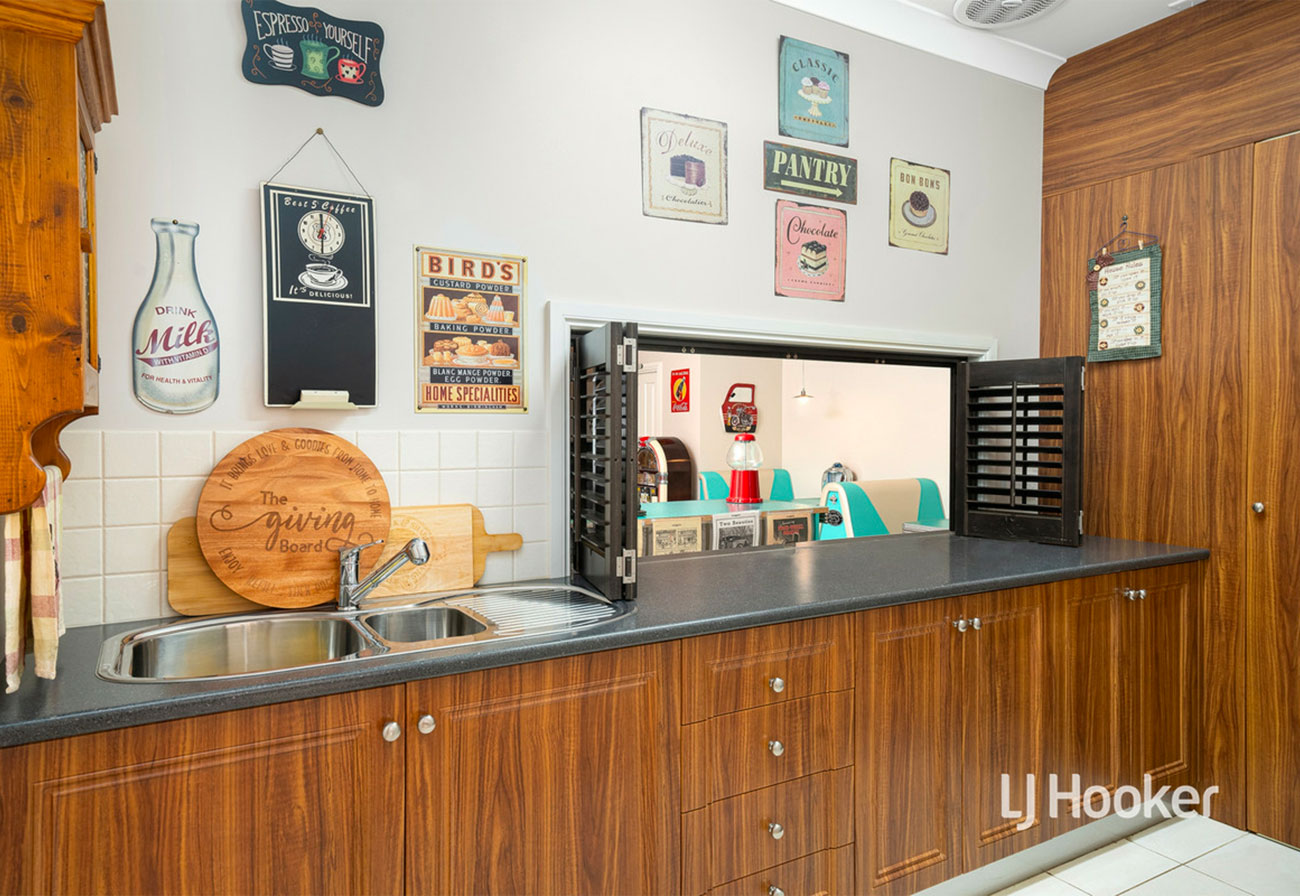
0 686 405 896
856 587 1048 895
0 0 116 513
681 615 855 896
404 642 681 896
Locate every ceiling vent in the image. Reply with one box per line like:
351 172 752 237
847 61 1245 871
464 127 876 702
952 0 1070 29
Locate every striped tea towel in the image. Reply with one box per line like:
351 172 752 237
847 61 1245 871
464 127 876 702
29 466 64 680
3 511 24 693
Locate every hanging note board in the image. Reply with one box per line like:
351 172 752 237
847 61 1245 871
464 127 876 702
261 182 377 406
1088 244 1162 363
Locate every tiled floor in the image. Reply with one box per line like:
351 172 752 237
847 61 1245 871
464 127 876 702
994 815 1300 895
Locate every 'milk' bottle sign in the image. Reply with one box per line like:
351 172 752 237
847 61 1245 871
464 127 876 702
132 218 220 414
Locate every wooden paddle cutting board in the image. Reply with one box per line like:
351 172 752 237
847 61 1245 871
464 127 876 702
168 504 523 616
195 429 391 609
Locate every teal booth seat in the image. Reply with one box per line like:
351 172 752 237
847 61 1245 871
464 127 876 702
697 469 795 501
816 477 947 540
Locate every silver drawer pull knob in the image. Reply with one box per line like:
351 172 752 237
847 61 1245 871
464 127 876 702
768 677 786 693
953 618 968 632
768 821 785 840
1253 502 1265 514
381 721 402 742
417 714 436 735
769 887 786 896
970 617 981 631
1124 588 1137 601
1137 589 1147 600
768 739 785 757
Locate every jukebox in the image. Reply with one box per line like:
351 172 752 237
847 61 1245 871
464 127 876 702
636 436 694 503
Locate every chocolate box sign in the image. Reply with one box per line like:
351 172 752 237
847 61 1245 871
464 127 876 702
241 0 384 106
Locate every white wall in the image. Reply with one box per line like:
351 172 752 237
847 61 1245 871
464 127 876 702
780 359 951 506
60 0 1044 627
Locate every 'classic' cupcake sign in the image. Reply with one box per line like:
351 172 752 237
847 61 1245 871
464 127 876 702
779 37 849 147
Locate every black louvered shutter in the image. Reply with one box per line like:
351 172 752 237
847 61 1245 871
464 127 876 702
571 322 639 599
951 356 1084 546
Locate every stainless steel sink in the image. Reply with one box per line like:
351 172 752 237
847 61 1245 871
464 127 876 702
98 613 375 682
361 606 490 645
98 585 633 683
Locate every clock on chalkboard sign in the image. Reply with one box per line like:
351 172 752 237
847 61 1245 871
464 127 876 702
260 182 376 406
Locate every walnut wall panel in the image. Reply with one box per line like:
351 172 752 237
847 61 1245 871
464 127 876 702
1043 0 1300 196
1039 147 1251 825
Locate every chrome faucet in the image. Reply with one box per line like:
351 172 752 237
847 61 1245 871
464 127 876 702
336 538 430 610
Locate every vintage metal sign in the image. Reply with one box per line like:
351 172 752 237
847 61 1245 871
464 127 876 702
763 141 857 204
775 199 846 302
415 247 526 413
889 157 950 255
670 368 690 413
640 108 728 225
241 0 384 106
778 36 849 147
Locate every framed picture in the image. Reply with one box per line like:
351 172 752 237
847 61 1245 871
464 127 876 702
765 510 812 545
775 199 846 302
640 108 728 225
1088 244 1162 362
260 182 376 406
778 36 849 147
889 158 950 255
414 247 527 413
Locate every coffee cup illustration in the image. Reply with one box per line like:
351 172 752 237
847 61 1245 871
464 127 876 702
337 58 366 83
304 262 342 286
263 43 294 70
299 39 340 80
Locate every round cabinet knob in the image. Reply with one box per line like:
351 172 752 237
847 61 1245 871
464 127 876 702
417 714 436 735
953 618 968 632
1137 589 1147 600
381 721 402 742
768 821 785 840
768 739 785 757
1124 588 1137 601
768 677 786 694
769 887 786 896
970 617 982 631
1253 502 1265 514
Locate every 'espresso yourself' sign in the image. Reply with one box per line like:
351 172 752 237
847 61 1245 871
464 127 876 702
241 0 385 106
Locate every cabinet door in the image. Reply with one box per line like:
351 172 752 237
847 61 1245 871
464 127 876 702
0 687 404 896
1247 130 1300 846
1128 564 1199 795
1046 573 1127 835
959 587 1048 869
405 642 680 895
856 598 961 894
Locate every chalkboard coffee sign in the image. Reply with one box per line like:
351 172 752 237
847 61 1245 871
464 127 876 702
241 0 384 106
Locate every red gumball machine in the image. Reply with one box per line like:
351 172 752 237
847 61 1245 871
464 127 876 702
726 433 763 504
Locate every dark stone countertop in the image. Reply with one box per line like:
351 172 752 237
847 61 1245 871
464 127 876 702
0 533 1207 748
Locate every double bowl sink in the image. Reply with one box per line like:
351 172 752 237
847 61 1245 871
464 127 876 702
98 585 632 683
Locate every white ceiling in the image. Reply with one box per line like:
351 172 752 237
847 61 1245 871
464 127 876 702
774 0 1205 88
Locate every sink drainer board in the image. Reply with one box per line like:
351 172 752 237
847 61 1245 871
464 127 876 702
168 503 522 616
98 586 630 683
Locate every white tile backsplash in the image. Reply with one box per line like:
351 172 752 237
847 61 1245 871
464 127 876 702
103 479 160 527
478 431 513 468
440 431 477 469
59 428 555 627
104 525 161 574
160 431 214 478
104 431 159 478
397 430 440 471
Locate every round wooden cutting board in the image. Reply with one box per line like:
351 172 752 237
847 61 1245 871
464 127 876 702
195 428 391 608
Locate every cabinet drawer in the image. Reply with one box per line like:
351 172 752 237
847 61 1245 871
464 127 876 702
682 616 853 723
683 690 853 809
685 767 854 889
710 845 854 896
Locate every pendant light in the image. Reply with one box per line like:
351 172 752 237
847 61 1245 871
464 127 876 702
793 360 814 402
